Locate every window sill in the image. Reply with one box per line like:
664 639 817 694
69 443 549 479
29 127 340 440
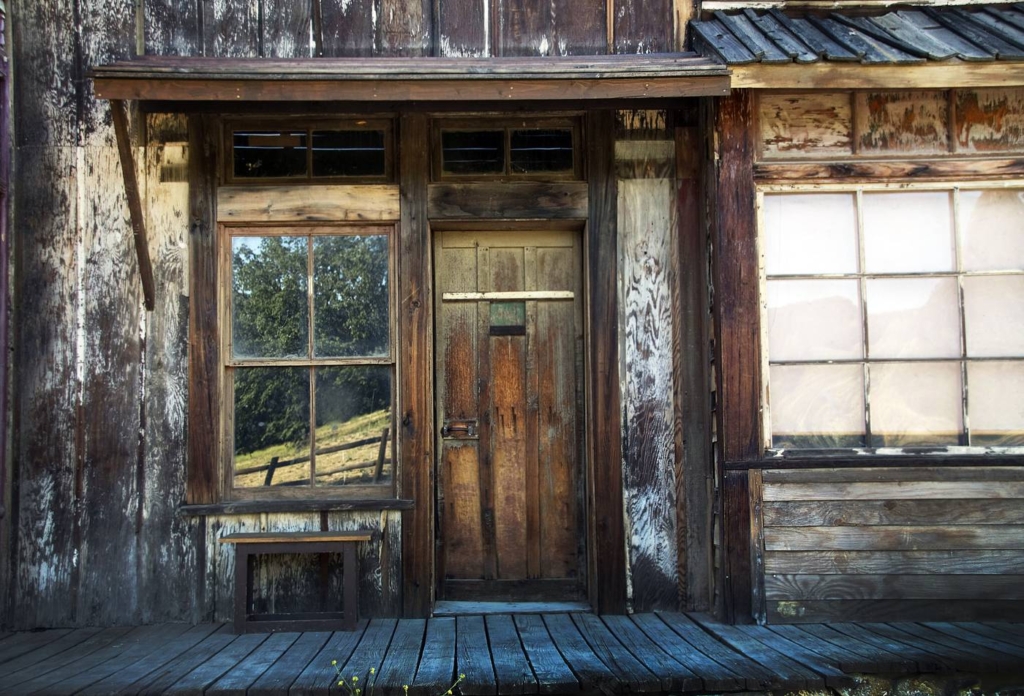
726 449 1024 470
178 498 415 516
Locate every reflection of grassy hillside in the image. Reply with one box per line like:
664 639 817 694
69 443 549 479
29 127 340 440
235 409 391 487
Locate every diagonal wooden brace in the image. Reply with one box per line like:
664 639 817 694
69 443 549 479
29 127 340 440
111 99 155 311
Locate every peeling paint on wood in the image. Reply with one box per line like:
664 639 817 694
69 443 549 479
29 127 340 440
855 91 949 155
956 87 1024 154
759 93 852 160
617 110 679 612
201 0 260 57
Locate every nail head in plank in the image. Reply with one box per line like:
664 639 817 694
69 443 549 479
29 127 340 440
376 619 428 696
412 618 458 696
485 615 538 695
512 615 579 695
629 614 743 692
599 615 701 692
541 614 618 693
456 615 497 696
287 621 369 696
655 612 775 690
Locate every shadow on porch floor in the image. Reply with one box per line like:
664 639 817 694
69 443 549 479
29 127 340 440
1 612 1023 695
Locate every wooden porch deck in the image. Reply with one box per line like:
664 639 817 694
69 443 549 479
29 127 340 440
2 613 1023 695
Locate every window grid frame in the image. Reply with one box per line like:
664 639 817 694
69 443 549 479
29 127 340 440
221 223 398 500
759 182 1024 454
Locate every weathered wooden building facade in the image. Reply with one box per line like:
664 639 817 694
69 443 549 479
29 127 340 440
2 0 1023 631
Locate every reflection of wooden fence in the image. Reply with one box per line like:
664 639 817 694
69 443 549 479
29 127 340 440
236 427 391 486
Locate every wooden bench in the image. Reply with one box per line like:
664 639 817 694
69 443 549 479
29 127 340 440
219 531 372 633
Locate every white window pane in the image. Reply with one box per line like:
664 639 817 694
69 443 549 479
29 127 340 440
968 361 1024 447
961 189 1024 272
863 191 955 273
866 277 961 359
767 279 863 361
769 364 865 449
964 276 1024 357
869 362 962 447
763 193 858 275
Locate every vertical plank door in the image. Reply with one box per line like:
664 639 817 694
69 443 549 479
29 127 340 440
435 230 585 602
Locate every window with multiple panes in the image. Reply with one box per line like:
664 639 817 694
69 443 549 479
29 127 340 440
223 225 395 498
762 186 1024 451
228 119 392 183
433 117 580 180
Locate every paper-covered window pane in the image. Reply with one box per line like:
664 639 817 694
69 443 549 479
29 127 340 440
960 189 1024 272
769 364 865 448
869 362 962 447
763 193 859 276
862 191 955 273
232 236 309 360
314 366 393 486
964 276 1024 357
866 277 961 359
313 235 390 358
767 279 863 361
968 361 1024 447
233 367 311 487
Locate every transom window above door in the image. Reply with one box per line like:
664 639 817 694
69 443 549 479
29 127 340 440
227 118 394 183
761 186 1024 452
433 117 581 180
223 225 396 499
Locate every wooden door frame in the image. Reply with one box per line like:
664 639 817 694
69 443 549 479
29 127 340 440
401 110 626 616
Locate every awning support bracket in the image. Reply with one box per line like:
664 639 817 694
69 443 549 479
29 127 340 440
111 99 155 312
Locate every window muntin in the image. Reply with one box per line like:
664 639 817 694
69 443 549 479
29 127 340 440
763 186 1024 451
225 226 395 496
227 120 392 183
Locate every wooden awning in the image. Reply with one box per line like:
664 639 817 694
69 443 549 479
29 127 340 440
90 54 730 103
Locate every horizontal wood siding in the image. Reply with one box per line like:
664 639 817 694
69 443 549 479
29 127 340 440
757 467 1024 624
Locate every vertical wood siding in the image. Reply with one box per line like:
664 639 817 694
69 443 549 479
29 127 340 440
9 0 691 627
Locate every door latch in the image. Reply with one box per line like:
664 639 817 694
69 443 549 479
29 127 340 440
441 419 478 439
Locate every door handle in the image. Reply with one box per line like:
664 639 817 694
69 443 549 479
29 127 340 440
441 419 477 438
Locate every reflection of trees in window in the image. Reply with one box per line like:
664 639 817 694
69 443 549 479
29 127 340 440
227 230 394 491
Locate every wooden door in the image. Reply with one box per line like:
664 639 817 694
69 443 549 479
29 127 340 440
435 230 586 602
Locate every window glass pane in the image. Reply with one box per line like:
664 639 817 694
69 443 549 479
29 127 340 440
442 130 504 175
968 361 1024 447
964 276 1024 357
869 362 962 447
767 279 863 361
313 235 390 358
769 364 865 448
862 191 954 273
866 277 961 359
233 130 307 178
314 366 393 486
312 130 386 178
232 236 309 359
961 189 1024 272
510 129 573 173
763 193 858 275
233 367 311 488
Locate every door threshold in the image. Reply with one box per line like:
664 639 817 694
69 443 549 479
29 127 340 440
433 601 592 616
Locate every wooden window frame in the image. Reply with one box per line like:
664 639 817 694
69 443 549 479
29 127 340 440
431 115 583 183
218 223 399 502
224 117 395 185
757 180 1024 457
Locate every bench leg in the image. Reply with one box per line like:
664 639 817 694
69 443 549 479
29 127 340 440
234 545 250 633
344 543 358 631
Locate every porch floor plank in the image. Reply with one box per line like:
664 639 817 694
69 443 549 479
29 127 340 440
629 613 743 692
248 631 333 696
376 618 428 696
0 613 1021 695
206 631 301 695
456 615 497 696
411 617 457 696
4 625 137 694
485 614 537 695
512 614 579 695
288 620 368 696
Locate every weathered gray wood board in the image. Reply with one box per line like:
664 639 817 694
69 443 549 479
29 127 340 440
755 467 1024 624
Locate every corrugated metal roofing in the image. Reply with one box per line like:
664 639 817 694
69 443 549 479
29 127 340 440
692 4 1024 65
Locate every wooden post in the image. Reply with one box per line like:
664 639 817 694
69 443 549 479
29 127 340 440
110 100 155 311
399 113 433 617
587 109 627 614
187 114 220 505
710 89 761 623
